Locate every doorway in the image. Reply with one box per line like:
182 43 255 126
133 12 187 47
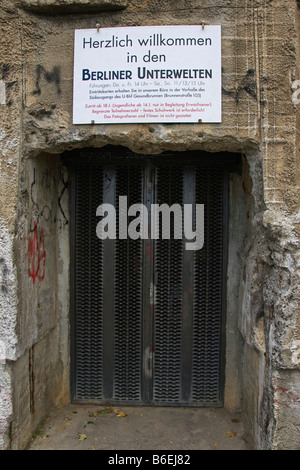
67 147 235 407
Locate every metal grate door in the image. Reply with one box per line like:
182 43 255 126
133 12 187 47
69 148 229 406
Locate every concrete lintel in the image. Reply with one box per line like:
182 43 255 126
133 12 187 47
19 0 128 14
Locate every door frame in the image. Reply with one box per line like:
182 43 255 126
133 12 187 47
66 146 238 406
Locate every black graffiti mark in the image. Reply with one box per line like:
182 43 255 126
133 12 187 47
0 258 9 294
30 168 52 232
6 80 17 103
56 165 69 227
104 173 113 192
0 64 18 89
30 167 40 229
0 64 17 106
1 65 17 88
236 69 258 103
32 65 61 96
0 64 10 80
222 69 267 105
41 167 57 190
30 166 69 230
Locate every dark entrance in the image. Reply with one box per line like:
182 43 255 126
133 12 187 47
67 147 233 407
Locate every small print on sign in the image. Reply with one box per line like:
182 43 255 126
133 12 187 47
73 25 222 124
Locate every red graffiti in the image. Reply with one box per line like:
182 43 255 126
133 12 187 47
274 386 300 409
26 220 46 283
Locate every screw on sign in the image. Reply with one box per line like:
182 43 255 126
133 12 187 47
26 220 46 284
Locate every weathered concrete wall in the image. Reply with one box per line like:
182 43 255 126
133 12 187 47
0 0 299 450
0 0 22 450
10 153 70 450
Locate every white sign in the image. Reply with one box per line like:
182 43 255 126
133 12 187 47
73 25 222 124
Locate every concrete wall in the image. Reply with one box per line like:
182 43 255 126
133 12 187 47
11 154 70 449
0 0 299 449
0 0 22 450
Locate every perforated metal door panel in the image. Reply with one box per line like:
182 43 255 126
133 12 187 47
152 164 225 406
191 167 225 405
71 161 144 403
72 165 104 401
69 149 229 406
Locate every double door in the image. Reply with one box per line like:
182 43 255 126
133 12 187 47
69 148 229 406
